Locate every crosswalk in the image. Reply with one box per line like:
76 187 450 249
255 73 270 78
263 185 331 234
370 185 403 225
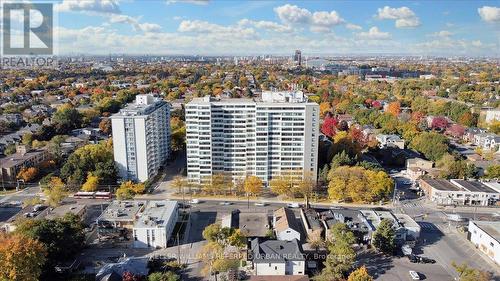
401 201 424 208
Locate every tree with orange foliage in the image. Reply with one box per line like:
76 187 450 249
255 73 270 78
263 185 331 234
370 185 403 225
386 101 401 117
17 167 39 182
0 233 46 281
411 111 425 124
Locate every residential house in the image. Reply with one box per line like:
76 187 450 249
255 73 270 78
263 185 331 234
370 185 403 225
299 208 323 240
319 209 370 243
273 207 302 242
463 128 486 143
376 134 405 149
249 238 305 276
222 210 269 237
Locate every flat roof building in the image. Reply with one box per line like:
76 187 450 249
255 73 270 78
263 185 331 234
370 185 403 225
419 178 500 206
133 200 178 248
111 94 170 182
469 220 500 265
97 200 146 230
185 91 319 185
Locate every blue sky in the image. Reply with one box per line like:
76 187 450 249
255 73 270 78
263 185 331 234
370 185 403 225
52 0 500 56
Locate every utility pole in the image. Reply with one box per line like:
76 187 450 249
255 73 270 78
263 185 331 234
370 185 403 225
177 233 180 264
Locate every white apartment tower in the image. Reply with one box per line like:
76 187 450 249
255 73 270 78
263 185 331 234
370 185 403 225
111 94 170 182
186 91 319 185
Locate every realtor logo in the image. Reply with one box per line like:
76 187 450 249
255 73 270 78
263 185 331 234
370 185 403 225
2 2 53 55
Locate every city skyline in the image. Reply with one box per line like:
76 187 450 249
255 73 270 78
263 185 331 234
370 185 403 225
52 0 500 56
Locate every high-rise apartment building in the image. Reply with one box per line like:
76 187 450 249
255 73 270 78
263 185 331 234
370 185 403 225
185 91 319 185
294 50 302 66
111 94 170 182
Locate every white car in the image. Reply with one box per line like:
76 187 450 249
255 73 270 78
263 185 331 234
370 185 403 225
409 270 420 280
287 203 300 208
190 199 200 204
254 202 267 206
219 201 232 206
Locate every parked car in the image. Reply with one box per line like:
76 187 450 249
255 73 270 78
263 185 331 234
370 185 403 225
287 203 300 208
408 255 436 264
409 270 420 280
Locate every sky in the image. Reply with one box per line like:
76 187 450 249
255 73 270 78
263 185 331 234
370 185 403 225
47 0 500 56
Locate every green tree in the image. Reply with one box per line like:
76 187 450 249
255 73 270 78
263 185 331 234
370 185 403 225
316 223 356 281
15 214 84 279
410 132 449 162
452 261 491 281
52 104 82 133
148 271 180 281
485 165 500 179
372 219 395 255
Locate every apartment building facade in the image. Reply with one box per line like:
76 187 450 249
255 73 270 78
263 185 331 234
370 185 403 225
111 94 170 182
185 91 319 185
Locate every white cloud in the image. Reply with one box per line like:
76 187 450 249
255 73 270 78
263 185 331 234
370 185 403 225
55 0 121 14
178 20 256 39
430 30 453 37
356 26 391 40
109 14 161 32
274 4 312 24
166 0 209 5
273 4 345 32
346 23 362 30
311 11 344 27
478 6 500 22
376 6 420 28
238 19 292 33
471 40 483 47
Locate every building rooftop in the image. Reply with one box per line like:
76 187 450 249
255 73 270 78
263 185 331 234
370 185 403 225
320 209 368 233
134 200 177 229
250 238 304 262
452 179 498 194
98 200 146 223
360 210 400 230
274 207 302 234
0 148 46 169
188 91 314 105
111 94 166 118
249 276 309 281
301 208 323 232
421 178 463 191
223 210 269 237
472 221 500 243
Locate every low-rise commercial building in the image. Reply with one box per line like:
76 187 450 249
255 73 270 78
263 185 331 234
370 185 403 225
419 178 500 206
319 209 370 243
249 238 305 276
300 208 323 240
132 201 178 248
97 201 146 231
468 220 500 265
359 210 420 244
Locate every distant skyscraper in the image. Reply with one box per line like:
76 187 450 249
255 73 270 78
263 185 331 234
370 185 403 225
185 91 319 185
294 50 302 66
111 94 170 182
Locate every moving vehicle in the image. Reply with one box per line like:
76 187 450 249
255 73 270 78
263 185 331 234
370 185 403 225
254 202 267 206
409 270 420 280
219 201 232 206
190 199 200 204
287 203 300 208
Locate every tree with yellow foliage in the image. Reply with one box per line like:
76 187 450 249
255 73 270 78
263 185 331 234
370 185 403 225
243 175 263 196
348 266 373 281
81 173 99 192
0 233 46 281
43 177 68 207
